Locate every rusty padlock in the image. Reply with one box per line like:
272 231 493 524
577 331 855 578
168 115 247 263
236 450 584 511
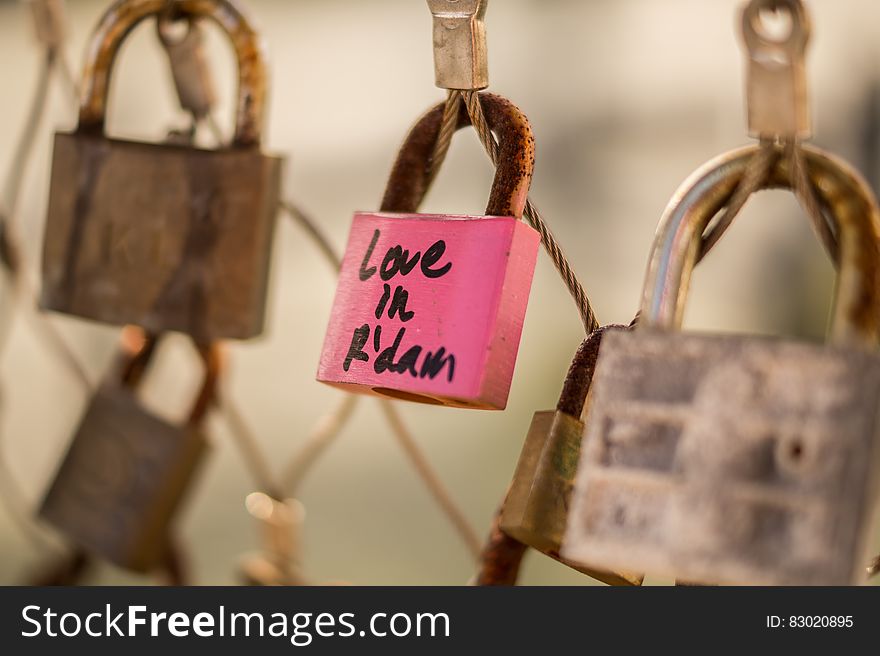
561 145 880 586
39 327 222 572
238 492 306 586
317 93 539 410
500 327 642 586
40 0 283 341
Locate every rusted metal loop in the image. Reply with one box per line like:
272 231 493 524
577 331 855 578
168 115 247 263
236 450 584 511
742 0 810 54
475 493 528 586
380 92 535 219
113 325 224 426
77 0 268 147
557 324 630 419
641 144 880 349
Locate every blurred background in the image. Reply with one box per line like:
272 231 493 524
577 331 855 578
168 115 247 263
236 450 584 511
0 0 879 585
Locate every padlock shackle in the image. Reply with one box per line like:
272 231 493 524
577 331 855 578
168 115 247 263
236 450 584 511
112 325 224 426
380 93 534 219
77 0 268 147
640 144 880 348
557 325 630 419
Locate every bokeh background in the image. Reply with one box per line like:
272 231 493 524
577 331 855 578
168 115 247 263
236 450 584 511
1 0 879 585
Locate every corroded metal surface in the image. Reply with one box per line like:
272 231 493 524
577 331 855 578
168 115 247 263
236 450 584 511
500 327 643 586
562 144 880 586
380 92 534 219
39 330 221 573
41 135 282 340
41 2 282 340
563 331 880 586
39 385 208 572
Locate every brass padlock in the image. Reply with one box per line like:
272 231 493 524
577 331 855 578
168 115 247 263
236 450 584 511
39 328 222 572
40 0 283 341
500 327 642 586
562 145 880 586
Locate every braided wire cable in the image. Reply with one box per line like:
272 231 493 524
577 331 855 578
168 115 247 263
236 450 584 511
426 90 462 188
461 91 599 334
698 141 779 261
790 141 839 264
281 395 359 495
378 401 482 558
698 141 839 265
0 31 92 558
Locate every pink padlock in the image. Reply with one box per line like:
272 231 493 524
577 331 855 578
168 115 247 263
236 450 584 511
317 94 539 410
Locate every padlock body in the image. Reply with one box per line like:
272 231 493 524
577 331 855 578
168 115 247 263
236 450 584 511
502 411 582 553
317 212 539 409
562 330 880 586
501 411 643 586
41 132 283 340
39 387 208 572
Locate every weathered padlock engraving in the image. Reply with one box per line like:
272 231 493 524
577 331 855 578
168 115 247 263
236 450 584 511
40 386 207 572
563 331 880 586
317 212 538 410
41 135 281 339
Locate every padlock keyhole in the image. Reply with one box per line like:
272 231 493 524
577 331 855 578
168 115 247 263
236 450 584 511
372 387 446 406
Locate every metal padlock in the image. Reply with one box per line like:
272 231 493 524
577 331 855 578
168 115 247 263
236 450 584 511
501 328 642 586
39 328 222 572
561 145 880 586
317 93 539 410
40 0 283 341
238 493 306 586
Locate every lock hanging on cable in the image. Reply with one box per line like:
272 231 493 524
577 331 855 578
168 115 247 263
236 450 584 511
39 327 222 573
561 145 880 586
500 328 642 586
317 94 539 410
40 0 283 341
